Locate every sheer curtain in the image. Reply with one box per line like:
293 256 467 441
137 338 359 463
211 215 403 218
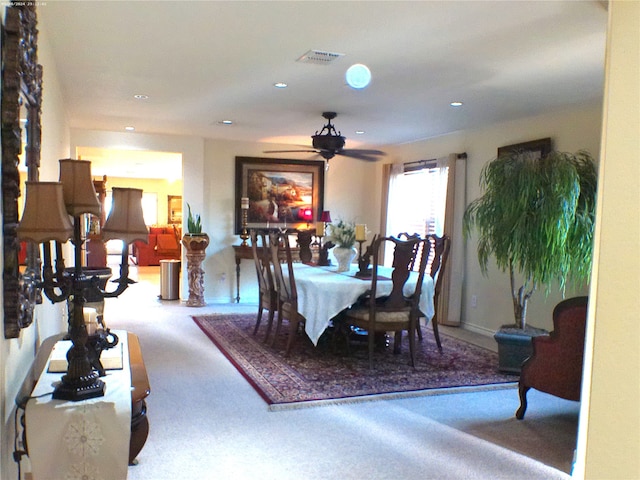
380 153 466 326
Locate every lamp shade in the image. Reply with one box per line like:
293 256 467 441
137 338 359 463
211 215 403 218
320 211 332 223
102 187 149 244
17 182 74 244
59 159 102 217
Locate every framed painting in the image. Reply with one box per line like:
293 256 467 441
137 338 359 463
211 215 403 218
498 137 552 159
235 157 325 233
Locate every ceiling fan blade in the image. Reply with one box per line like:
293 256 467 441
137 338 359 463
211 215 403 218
343 149 386 156
263 149 319 154
336 149 385 162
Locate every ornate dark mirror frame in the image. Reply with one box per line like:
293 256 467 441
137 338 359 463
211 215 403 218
2 3 43 338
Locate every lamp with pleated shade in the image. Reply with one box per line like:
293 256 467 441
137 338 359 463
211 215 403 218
102 187 149 245
58 159 102 217
17 182 74 244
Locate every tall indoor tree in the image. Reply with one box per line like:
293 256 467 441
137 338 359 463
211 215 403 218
463 149 597 331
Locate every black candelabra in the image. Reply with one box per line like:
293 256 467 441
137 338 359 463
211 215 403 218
17 160 149 401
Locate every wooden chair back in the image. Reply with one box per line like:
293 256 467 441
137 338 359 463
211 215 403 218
370 235 428 313
250 229 275 298
269 231 297 305
425 234 451 297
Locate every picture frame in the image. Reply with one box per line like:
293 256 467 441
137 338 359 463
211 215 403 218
167 195 182 224
235 156 325 233
498 137 552 160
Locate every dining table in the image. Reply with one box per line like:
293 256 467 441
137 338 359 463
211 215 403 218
285 263 435 346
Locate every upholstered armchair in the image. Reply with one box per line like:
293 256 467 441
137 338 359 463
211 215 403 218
516 296 588 419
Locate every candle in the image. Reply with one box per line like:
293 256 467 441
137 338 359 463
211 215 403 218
241 197 249 209
355 224 366 241
316 222 325 236
83 307 98 335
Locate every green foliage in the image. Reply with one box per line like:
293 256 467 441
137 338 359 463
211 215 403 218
463 149 597 328
186 203 202 234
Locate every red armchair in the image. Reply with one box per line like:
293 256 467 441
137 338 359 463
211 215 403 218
132 225 181 266
516 296 588 419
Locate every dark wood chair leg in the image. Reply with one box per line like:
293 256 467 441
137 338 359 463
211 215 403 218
263 307 275 343
284 318 298 357
253 303 264 335
431 315 443 353
416 323 423 341
408 325 416 368
516 385 530 419
271 310 283 347
393 331 402 354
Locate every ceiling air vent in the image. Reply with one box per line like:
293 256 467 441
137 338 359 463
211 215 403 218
296 49 345 65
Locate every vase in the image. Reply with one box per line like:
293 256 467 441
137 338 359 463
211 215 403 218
333 246 357 272
181 233 210 307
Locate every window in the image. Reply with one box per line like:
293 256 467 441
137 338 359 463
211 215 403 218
385 159 449 264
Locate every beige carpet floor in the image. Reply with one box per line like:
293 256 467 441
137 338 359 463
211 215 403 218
103 266 577 479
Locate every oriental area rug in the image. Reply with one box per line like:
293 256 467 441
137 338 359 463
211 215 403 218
193 314 516 410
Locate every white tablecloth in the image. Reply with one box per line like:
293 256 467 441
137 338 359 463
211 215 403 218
288 264 434 345
25 330 132 480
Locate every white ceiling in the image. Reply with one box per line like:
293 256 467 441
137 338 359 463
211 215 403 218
38 1 607 177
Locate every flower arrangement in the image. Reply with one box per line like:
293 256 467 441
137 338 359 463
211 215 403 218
326 219 356 248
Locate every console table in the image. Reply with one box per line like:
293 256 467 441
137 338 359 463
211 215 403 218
16 331 150 477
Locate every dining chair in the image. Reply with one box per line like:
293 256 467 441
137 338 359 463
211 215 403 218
250 229 277 341
397 232 450 351
423 234 451 352
268 231 306 356
343 235 428 369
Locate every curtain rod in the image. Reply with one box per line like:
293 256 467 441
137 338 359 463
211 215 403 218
404 152 468 171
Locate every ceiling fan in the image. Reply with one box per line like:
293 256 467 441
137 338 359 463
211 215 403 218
264 112 386 163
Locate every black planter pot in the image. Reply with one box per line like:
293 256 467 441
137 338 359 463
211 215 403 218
494 325 548 374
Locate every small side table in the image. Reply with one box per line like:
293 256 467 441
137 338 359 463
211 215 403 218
15 331 151 471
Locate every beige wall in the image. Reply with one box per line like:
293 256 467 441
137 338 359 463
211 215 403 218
576 1 640 478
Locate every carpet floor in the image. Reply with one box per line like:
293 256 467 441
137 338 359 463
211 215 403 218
193 313 516 409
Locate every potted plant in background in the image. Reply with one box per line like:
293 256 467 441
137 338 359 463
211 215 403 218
327 219 357 272
463 149 597 373
182 203 209 306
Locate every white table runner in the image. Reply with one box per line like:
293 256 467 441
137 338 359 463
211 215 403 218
25 329 132 480
289 264 434 345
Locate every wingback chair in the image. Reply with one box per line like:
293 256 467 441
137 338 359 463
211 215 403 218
516 296 589 419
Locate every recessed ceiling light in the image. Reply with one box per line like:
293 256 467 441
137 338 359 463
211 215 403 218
133 94 149 100
273 82 288 88
355 130 365 135
218 120 233 125
125 126 135 131
450 101 463 107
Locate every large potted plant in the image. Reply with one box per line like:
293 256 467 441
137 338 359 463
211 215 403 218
182 203 209 306
463 149 597 372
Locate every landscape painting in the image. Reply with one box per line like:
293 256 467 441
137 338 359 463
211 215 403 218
235 157 325 233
